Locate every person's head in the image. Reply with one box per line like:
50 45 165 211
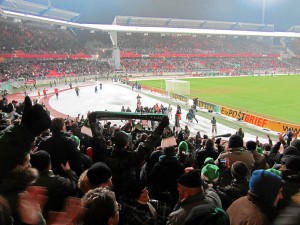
30 150 51 172
114 131 129 148
204 157 215 166
71 135 80 150
79 162 112 194
50 118 65 134
185 204 229 225
15 153 32 171
231 161 248 180
246 140 257 152
228 134 244 149
124 179 149 203
81 187 119 225
291 139 300 153
178 141 189 153
215 138 222 145
283 146 300 157
162 146 176 157
178 170 203 201
201 164 220 184
205 139 215 150
249 170 283 207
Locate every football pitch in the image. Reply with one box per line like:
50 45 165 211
139 75 300 125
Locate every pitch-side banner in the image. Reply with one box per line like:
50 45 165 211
198 101 218 113
220 106 300 134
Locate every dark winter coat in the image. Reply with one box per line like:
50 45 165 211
196 148 219 168
106 127 164 198
38 132 83 177
166 191 218 225
119 196 157 225
217 178 249 210
148 155 185 207
282 169 300 202
106 146 145 197
32 169 78 218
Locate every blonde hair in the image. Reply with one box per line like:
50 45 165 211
78 170 97 194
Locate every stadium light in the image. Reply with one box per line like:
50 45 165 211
258 0 280 25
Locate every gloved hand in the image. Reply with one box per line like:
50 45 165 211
21 96 51 137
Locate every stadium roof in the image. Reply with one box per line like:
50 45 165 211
288 25 300 33
113 16 275 32
0 0 80 22
2 9 300 39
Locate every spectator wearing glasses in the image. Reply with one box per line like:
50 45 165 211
119 179 167 225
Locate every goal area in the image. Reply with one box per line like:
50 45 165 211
165 79 190 96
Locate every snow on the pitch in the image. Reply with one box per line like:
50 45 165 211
48 82 265 143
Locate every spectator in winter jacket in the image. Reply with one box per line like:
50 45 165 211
227 170 283 225
166 170 221 225
215 134 254 178
148 146 185 209
38 117 83 177
30 150 78 217
106 116 170 198
216 161 249 210
119 179 164 225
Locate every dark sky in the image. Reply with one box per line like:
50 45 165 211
25 0 300 31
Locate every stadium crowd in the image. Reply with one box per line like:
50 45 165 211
0 20 86 54
0 95 300 225
1 16 300 225
121 57 294 74
117 32 281 54
1 18 300 82
0 60 111 81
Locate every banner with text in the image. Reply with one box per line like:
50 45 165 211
199 101 219 113
220 106 300 134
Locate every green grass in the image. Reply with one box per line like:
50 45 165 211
139 75 300 125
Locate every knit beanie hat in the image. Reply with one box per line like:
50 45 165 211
246 141 257 151
178 170 202 188
228 134 244 149
249 170 282 206
204 157 215 165
87 162 112 186
185 204 230 225
71 135 80 148
178 141 189 152
201 164 220 183
266 168 283 177
291 139 300 153
114 131 129 148
282 155 300 172
30 150 51 171
283 146 300 156
124 179 145 199
231 161 248 180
